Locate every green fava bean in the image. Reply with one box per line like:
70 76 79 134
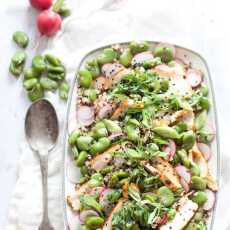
191 176 207 190
200 85 209 96
177 149 190 168
190 162 200 176
71 146 79 159
24 68 40 80
199 97 210 110
185 223 200 230
125 125 140 142
90 137 110 154
93 127 108 139
195 110 207 131
153 126 180 139
77 136 93 151
182 130 196 150
191 191 208 206
80 166 89 176
103 119 122 133
143 57 162 69
47 65 65 74
32 55 46 73
158 186 175 207
59 80 70 100
27 83 44 102
129 41 150 54
48 72 65 81
9 62 24 76
44 54 61 66
13 31 29 48
80 225 90 230
40 77 58 90
85 216 104 229
78 70 93 88
85 89 97 102
23 78 38 90
119 48 133 67
12 51 27 65
76 151 88 167
86 59 100 78
95 121 106 129
160 79 169 92
69 130 80 145
167 208 176 220
89 173 103 187
154 45 174 63
97 48 117 65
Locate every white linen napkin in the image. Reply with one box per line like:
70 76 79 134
6 0 230 229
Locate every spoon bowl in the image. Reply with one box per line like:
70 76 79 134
25 99 59 152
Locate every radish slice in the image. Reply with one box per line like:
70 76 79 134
101 63 124 78
203 189 216 211
157 213 168 225
89 187 105 195
180 178 190 192
76 105 94 126
197 143 212 161
66 161 80 184
131 51 154 66
176 165 191 184
79 210 99 223
108 132 124 141
186 68 203 88
162 139 176 161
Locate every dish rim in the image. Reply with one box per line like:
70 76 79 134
62 41 220 230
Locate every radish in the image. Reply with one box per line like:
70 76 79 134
203 189 216 211
186 68 203 88
37 10 62 37
79 210 99 223
197 143 212 161
131 51 154 66
30 0 52 10
66 161 80 184
101 63 124 78
89 187 105 195
76 105 95 127
162 139 176 161
180 178 189 192
176 165 191 184
108 131 124 141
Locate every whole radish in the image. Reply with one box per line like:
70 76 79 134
30 0 53 10
37 10 62 37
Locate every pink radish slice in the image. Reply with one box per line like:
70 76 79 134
180 178 189 192
197 143 212 161
76 105 94 126
203 189 216 211
155 43 176 58
79 210 99 223
37 10 62 37
186 68 203 88
162 139 176 161
131 51 154 66
67 161 80 184
89 187 105 195
157 213 168 225
101 63 124 78
97 103 114 119
108 132 124 141
30 0 52 10
176 165 191 184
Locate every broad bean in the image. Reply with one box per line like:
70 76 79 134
77 136 94 151
119 48 133 67
40 77 58 90
76 151 88 167
78 70 93 88
13 31 29 48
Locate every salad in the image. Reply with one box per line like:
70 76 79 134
67 41 218 230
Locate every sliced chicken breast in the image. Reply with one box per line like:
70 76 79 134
160 197 198 230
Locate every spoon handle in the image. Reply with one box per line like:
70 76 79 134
39 152 49 224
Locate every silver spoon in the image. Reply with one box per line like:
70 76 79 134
25 99 59 230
